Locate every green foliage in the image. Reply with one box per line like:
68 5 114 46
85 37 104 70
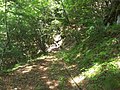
57 24 120 89
56 2 120 88
0 0 120 89
0 0 64 70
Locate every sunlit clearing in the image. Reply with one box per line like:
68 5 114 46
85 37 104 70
39 66 44 69
44 56 55 59
108 57 120 69
37 55 54 60
21 66 33 74
16 64 37 74
54 82 59 86
41 76 47 79
43 67 48 71
116 56 120 68
84 63 102 78
69 75 86 86
116 61 120 68
46 81 52 85
36 55 56 61
13 88 18 90
49 86 55 89
46 80 59 87
39 66 48 71
0 7 4 11
48 80 59 89
76 53 81 58
46 56 58 61
47 44 57 52
36 56 47 60
69 63 102 86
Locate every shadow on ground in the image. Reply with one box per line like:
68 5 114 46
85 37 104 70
0 54 79 90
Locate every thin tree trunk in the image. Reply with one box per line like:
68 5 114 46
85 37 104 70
104 0 120 25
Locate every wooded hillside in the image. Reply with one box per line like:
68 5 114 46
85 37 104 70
0 0 120 90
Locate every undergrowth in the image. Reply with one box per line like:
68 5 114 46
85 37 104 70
56 24 120 90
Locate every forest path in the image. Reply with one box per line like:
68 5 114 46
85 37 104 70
0 53 83 90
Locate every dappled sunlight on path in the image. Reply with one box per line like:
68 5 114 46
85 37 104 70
68 58 120 90
0 54 79 90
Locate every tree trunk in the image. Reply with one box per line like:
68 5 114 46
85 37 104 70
104 0 120 25
117 15 120 24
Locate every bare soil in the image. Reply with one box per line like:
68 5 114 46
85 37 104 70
0 54 80 90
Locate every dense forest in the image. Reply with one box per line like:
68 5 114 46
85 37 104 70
0 0 120 90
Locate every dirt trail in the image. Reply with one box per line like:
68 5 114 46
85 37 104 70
0 54 80 90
